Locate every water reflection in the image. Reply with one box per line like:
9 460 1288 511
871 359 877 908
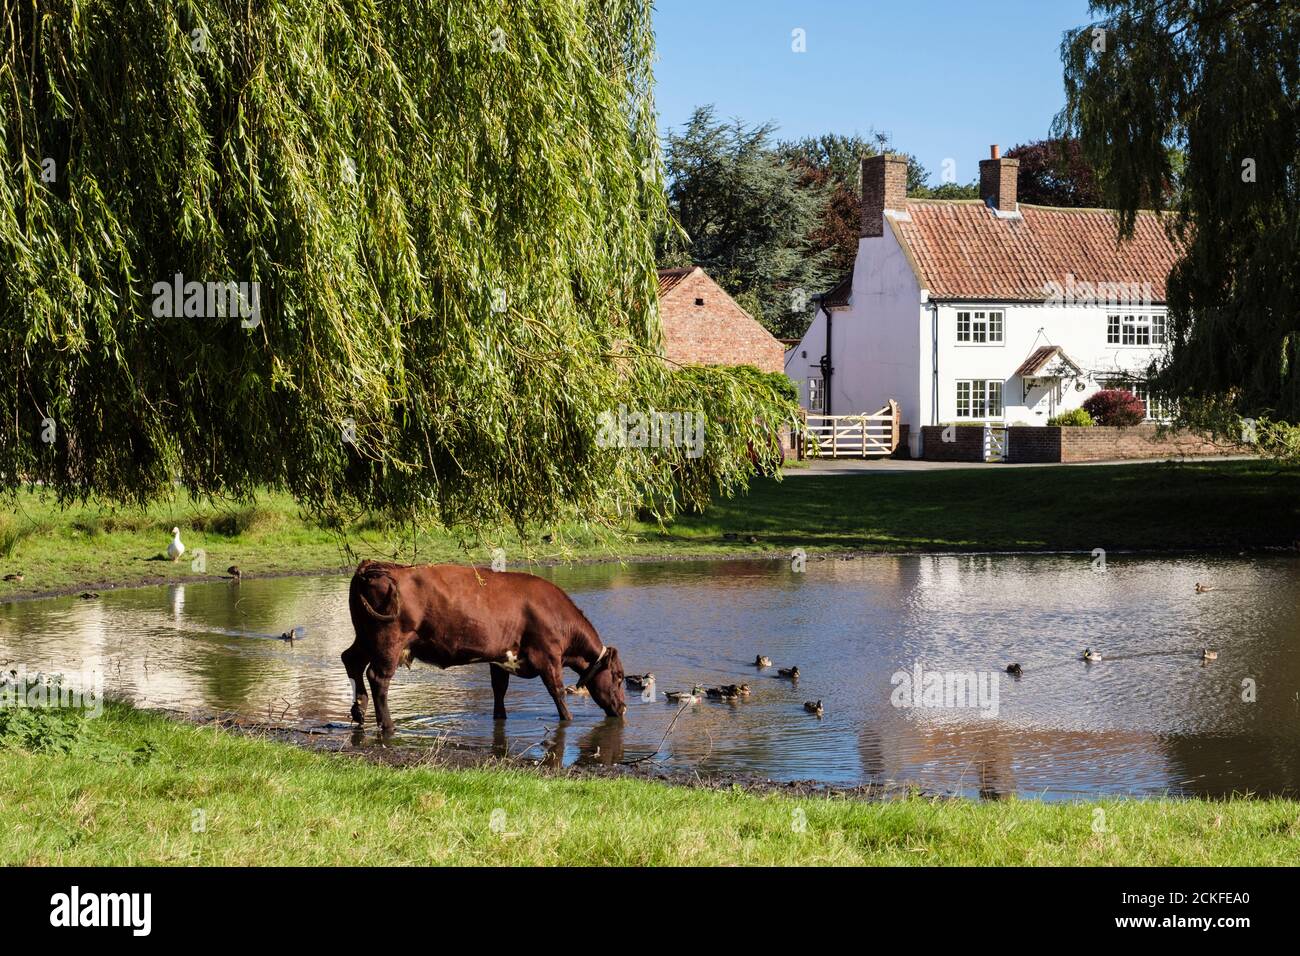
2 554 1298 798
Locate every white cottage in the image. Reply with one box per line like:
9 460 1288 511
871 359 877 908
785 146 1183 456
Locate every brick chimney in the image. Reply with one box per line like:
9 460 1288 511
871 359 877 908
860 154 909 237
979 144 1019 213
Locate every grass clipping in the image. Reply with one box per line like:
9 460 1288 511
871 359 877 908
0 1 797 535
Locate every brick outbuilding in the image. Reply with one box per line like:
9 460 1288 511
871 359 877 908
657 266 784 373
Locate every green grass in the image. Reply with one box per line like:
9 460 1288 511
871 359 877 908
2 459 1297 598
2 703 1297 865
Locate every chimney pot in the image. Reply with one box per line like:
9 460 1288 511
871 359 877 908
990 144 1000 160
860 154 909 238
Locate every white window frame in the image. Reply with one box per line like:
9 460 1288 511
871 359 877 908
955 379 1004 420
807 376 824 412
956 309 1004 345
1107 313 1166 347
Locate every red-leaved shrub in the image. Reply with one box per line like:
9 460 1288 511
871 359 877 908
1082 388 1146 426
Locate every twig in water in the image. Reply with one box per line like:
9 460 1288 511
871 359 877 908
620 700 691 765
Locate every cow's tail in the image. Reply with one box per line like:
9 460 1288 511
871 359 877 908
350 561 401 622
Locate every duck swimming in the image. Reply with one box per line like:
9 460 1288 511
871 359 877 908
1201 649 1218 661
1082 648 1103 662
1195 582 1216 593
664 685 704 704
564 685 590 696
625 673 655 691
777 666 800 680
804 700 824 717
1005 663 1023 676
753 655 772 668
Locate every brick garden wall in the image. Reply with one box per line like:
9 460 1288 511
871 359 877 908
919 425 986 462
1008 424 1243 463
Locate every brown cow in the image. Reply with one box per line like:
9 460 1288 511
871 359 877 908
343 560 626 734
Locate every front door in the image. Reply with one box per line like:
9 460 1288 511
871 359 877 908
1023 377 1059 420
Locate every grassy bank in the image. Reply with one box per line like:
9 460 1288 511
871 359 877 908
2 703 1298 866
3 459 1298 598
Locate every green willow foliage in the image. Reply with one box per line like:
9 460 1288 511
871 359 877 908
0 1 796 532
1056 0 1300 425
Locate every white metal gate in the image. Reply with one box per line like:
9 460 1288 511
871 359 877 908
983 423 1007 462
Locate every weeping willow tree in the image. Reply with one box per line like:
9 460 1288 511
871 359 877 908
0 0 795 534
1055 0 1300 443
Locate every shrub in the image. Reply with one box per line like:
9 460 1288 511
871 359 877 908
1048 408 1094 427
1082 389 1146 426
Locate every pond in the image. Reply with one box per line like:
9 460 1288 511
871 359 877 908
3 554 1298 799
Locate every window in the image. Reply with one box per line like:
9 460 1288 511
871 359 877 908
956 310 1004 344
955 380 1003 419
807 377 824 412
1107 314 1166 346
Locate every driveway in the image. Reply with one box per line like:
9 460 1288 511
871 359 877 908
780 455 1258 476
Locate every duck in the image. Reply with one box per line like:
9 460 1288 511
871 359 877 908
665 685 704 704
753 655 772 668
777 666 800 680
2 572 23 582
279 627 303 643
1200 649 1218 662
167 527 186 562
79 591 99 600
1005 663 1023 676
706 685 744 701
226 565 242 580
564 685 590 697
625 673 655 691
804 700 824 717
1194 582 1216 593
1082 648 1103 662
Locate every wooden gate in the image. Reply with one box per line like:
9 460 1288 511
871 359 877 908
800 401 901 458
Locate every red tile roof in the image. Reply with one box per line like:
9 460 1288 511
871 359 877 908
891 201 1182 302
1014 345 1081 377
657 267 695 296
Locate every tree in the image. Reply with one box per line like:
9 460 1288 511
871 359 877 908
778 134 937 279
659 107 835 338
1005 139 1102 207
0 1 795 532
1056 0 1300 427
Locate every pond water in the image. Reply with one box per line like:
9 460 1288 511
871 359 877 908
3 554 1299 799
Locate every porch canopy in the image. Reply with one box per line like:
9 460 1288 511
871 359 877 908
1015 345 1082 379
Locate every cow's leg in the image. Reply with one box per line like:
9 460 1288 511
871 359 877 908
489 664 510 720
539 661 573 722
341 641 370 725
367 654 399 737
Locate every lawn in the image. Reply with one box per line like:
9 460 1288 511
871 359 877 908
2 459 1297 598
2 703 1298 866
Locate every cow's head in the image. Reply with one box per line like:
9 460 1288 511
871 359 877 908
583 646 626 719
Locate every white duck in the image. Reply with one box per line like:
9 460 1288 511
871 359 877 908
167 527 186 562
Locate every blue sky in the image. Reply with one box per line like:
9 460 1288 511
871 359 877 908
652 0 1097 184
